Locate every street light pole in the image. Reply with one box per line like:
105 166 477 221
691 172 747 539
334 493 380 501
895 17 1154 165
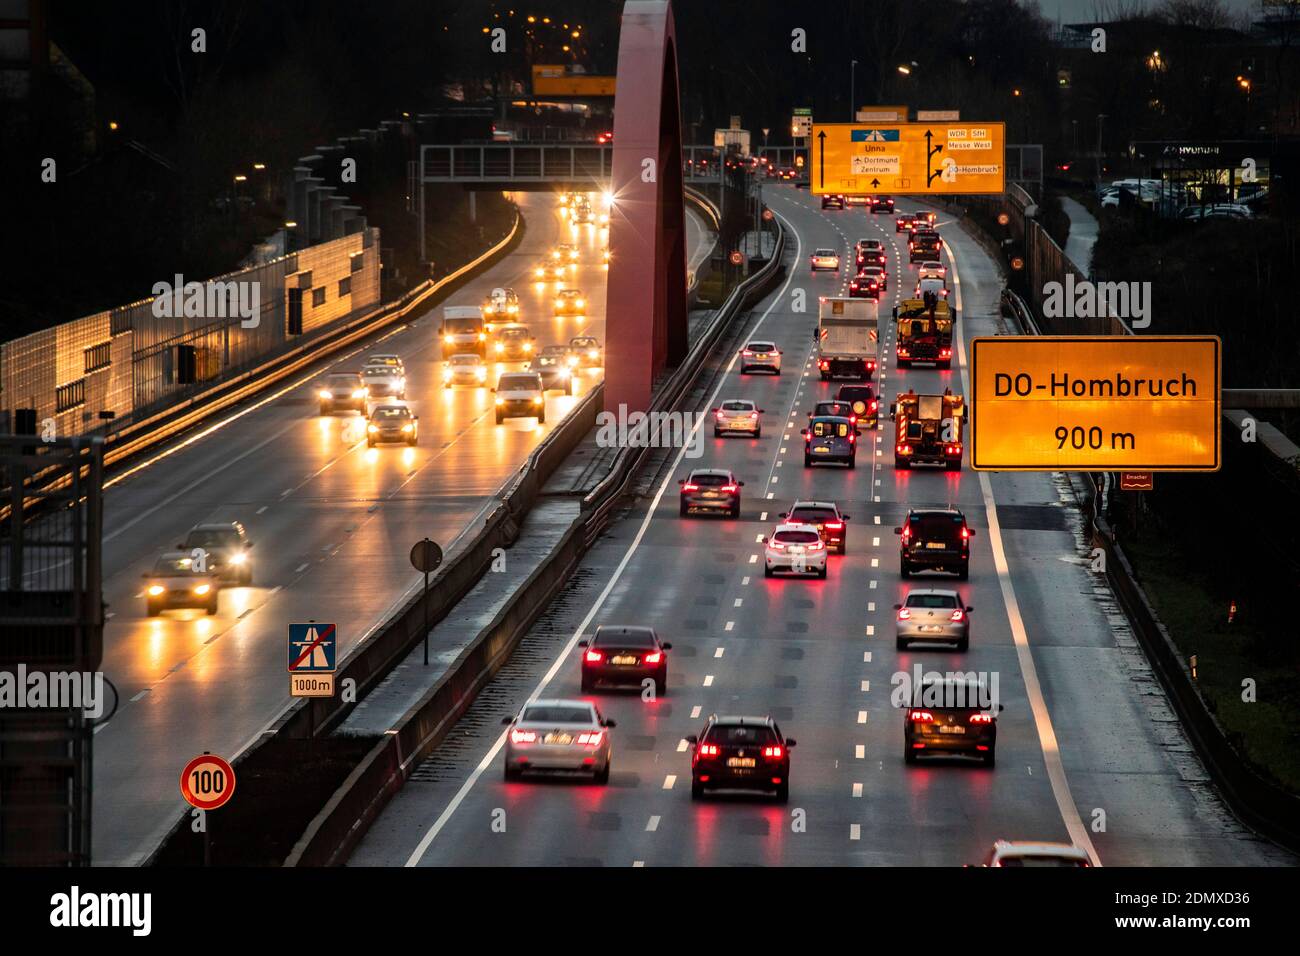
850 60 858 121
1096 113 1107 186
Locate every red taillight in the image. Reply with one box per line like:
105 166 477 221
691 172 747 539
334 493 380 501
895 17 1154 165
870 400 878 411
643 651 663 664
699 743 720 757
721 484 738 493
742 350 754 356
819 360 829 369
716 410 725 418
950 608 965 622
909 710 934 723
849 433 856 443
897 348 910 357
683 483 699 491
763 746 784 759
824 521 843 530
577 730 605 746
896 444 912 455
750 412 758 420
769 539 786 550
511 730 537 743
898 607 912 620
969 713 993 725
585 650 603 663
961 526 970 540
808 540 825 551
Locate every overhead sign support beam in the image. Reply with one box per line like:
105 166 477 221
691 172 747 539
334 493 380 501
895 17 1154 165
811 121 1006 196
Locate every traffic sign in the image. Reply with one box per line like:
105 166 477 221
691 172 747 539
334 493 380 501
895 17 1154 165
856 105 908 122
917 109 961 122
180 753 236 810
288 622 337 673
409 538 443 573
1120 472 1155 491
970 336 1221 472
290 673 336 698
791 114 812 138
729 250 744 265
810 121 1006 195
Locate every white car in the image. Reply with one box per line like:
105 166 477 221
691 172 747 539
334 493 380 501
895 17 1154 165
915 277 949 299
810 249 841 272
713 399 764 437
494 371 546 424
502 699 615 783
739 341 782 375
360 363 406 399
976 841 1093 867
918 261 946 281
443 353 488 388
764 522 828 578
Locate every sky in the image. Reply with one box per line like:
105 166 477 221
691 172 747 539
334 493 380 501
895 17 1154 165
1032 0 1263 26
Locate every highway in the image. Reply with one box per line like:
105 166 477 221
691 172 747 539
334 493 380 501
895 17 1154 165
88 192 710 865
354 185 1295 868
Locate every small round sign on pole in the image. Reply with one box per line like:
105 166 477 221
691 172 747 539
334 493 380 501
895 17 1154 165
729 250 743 266
180 753 236 811
409 538 443 573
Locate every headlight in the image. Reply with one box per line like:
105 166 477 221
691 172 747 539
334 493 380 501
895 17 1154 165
444 334 454 344
566 356 578 367
495 397 505 405
523 343 533 352
367 424 378 433
319 390 332 399
401 424 413 433
575 300 584 309
479 333 486 342
535 268 545 277
193 584 211 596
476 368 487 379
230 552 248 565
352 388 367 399
589 349 598 358
508 304 518 313
532 396 542 404
147 585 165 596
495 342 504 353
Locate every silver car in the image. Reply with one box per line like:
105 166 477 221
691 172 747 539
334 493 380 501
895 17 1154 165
895 588 973 651
501 699 615 783
360 363 406 399
713 398 764 437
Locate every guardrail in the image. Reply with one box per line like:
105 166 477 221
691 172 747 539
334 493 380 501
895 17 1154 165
284 210 784 866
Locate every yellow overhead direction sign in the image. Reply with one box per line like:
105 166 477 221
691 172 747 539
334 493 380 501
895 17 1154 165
970 336 1221 472
811 121 1005 195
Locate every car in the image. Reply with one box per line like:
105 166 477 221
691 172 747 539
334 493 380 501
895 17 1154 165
317 372 367 414
491 323 535 361
482 287 520 322
551 243 579 263
783 500 850 554
366 403 418 447
143 551 220 616
363 353 404 374
895 508 975 579
687 715 795 802
861 264 887 290
915 277 949 300
801 415 857 468
569 335 603 368
859 250 887 271
896 213 917 232
530 346 574 395
854 238 883 258
601 247 611 266
180 521 253 585
443 353 488 388
872 196 896 213
1178 203 1252 221
846 194 871 207
917 261 946 281
895 588 972 650
764 522 828 578
678 468 744 517
821 194 845 210
534 260 567 281
494 371 546 424
713 398 764 437
810 248 841 271
835 384 880 429
553 288 586 316
501 699 615 783
904 675 1000 766
778 167 796 181
739 340 782 374
578 625 671 695
917 210 938 227
360 363 406 400
975 841 1093 867
848 273 881 299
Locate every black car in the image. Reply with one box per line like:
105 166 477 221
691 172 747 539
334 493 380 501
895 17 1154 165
688 715 795 802
783 500 850 554
848 273 881 299
896 213 918 232
835 384 879 429
904 676 1000 766
810 399 857 426
872 196 896 213
678 469 744 517
318 372 367 414
578 625 671 695
821 194 845 210
859 251 887 271
895 508 975 579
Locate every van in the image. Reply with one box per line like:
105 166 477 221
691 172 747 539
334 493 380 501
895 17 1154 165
441 305 486 358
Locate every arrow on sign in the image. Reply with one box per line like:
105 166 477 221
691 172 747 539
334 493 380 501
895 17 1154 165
871 178 880 188
925 129 944 187
817 129 826 188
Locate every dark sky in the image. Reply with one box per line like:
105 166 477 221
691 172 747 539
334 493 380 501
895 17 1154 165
1032 0 1259 25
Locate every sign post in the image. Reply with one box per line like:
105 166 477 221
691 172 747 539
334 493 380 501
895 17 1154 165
409 539 444 665
288 622 337 698
969 336 1222 472
180 752 236 866
811 121 1006 196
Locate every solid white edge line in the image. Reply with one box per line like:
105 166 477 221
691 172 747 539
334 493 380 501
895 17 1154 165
945 232 1101 867
402 212 806 867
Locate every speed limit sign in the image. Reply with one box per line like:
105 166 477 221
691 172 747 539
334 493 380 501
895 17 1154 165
180 753 236 811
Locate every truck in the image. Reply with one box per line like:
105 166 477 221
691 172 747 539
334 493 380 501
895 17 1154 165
892 389 965 470
816 296 879 380
893 297 953 369
441 305 487 358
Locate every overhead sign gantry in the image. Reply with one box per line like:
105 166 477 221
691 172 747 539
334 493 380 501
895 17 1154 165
811 121 1006 195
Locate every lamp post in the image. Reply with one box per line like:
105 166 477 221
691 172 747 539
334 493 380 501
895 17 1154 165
1096 113 1107 186
849 59 858 121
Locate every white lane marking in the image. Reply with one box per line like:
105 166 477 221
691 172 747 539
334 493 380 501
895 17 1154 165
633 860 645 867
855 744 866 759
852 782 864 797
295 563 309 573
872 537 880 547
865 626 875 637
849 824 861 841
691 705 702 719
741 576 750 585
867 602 876 612
874 516 880 524
677 738 689 752
759 512 768 521
860 680 871 692
725 621 735 631
256 506 268 515
402 208 810 866
733 598 743 608
646 815 661 832
714 647 725 658
663 775 677 790
755 533 766 543
869 580 878 589
863 651 872 662
766 492 774 499
946 232 1102 867
870 558 879 568
857 710 868 724
131 689 151 702
749 554 758 564
703 675 714 687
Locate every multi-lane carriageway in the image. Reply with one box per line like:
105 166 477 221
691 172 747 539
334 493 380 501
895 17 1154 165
89 193 711 865
354 185 1295 868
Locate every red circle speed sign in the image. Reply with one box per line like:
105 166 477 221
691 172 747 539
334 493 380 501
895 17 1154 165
729 250 743 265
180 753 236 810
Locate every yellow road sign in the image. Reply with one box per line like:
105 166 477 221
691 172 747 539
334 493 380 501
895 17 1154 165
970 336 1221 472
811 121 1005 195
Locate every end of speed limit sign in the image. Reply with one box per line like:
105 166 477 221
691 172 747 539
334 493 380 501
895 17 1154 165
180 753 236 810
